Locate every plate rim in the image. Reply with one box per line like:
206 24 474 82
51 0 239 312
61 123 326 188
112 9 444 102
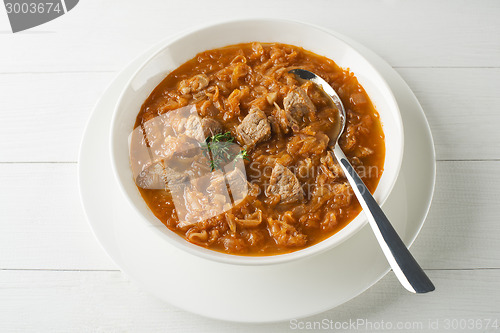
78 21 436 323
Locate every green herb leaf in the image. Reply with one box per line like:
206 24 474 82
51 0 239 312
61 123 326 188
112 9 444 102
203 132 248 171
209 131 234 143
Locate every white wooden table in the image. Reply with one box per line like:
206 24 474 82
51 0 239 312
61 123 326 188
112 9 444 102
1 0 499 331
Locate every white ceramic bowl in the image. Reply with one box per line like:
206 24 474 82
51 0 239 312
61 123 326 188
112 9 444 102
110 18 404 266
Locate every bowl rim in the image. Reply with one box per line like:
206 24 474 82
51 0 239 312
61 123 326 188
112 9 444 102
109 17 404 266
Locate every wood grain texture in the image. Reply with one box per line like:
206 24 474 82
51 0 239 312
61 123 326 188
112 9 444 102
0 269 498 332
0 0 499 73
0 72 113 162
0 161 498 271
412 161 500 270
0 68 498 162
0 164 116 270
397 68 500 160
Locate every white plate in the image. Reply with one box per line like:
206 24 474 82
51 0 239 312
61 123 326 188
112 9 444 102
78 27 435 323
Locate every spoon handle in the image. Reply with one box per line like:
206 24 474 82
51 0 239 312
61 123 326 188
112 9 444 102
332 143 435 293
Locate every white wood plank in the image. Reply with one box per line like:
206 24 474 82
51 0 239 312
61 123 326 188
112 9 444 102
397 68 500 160
0 68 498 162
0 161 498 271
0 269 498 332
0 0 499 73
411 161 500 269
306 269 500 329
0 72 114 162
0 163 116 270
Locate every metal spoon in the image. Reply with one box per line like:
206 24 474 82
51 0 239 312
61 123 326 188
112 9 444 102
289 68 435 294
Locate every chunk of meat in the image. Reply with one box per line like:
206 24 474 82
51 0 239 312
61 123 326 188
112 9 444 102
284 87 316 115
184 115 224 142
225 168 249 202
206 168 249 203
236 107 271 147
161 135 198 159
273 103 298 133
282 87 316 130
267 114 283 138
266 163 304 204
184 115 203 141
135 160 188 191
201 117 224 137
